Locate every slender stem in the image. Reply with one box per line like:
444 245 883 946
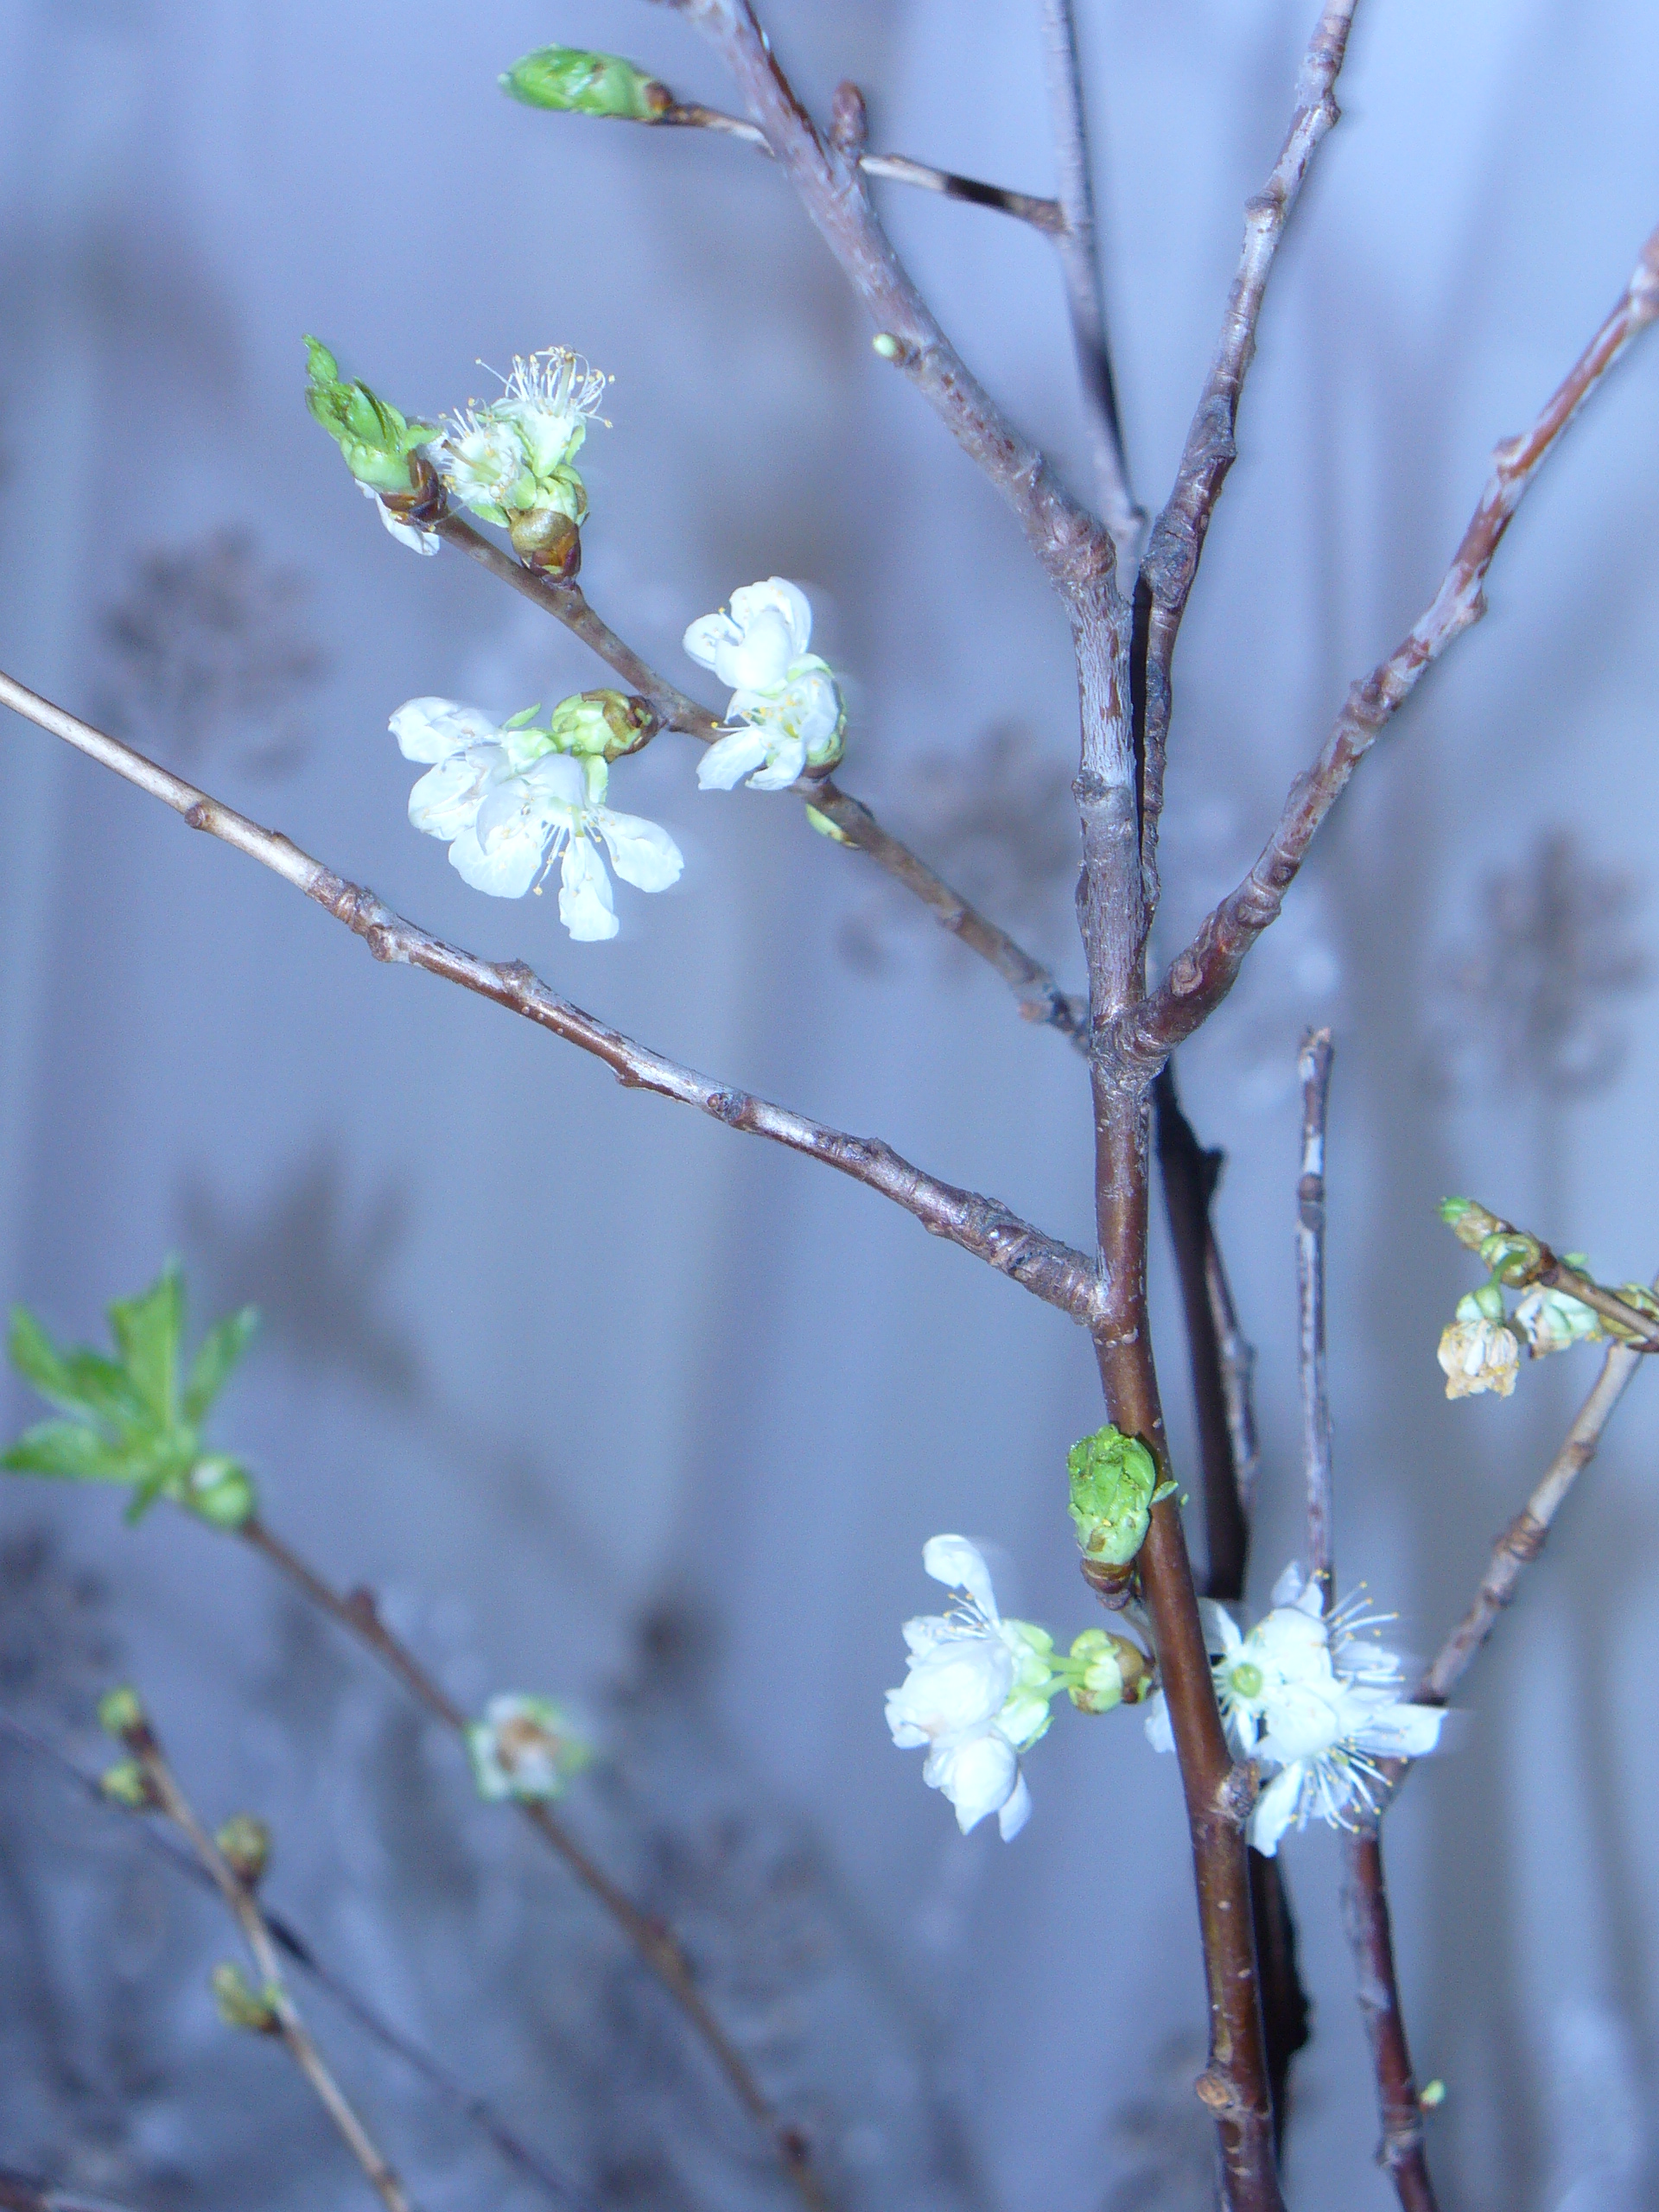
1295 1029 1335 1596
671 0 1113 595
236 1521 825 2209
115 1713 412 2212
658 101 1065 235
1340 1831 1440 2212
0 1716 583 2210
1207 1228 1262 1530
1115 214 1659 1073
0 2177 143 2212
1137 0 1360 918
1037 0 1141 557
0 671 1106 1329
434 512 1090 1046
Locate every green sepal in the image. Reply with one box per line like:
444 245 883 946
804 804 853 844
501 45 670 121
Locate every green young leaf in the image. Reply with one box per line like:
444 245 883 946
2 1419 137 1483
303 334 438 493
183 1306 259 1425
107 1263 184 1427
6 1307 125 1422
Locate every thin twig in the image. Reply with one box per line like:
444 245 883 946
658 101 1065 235
0 2174 143 2212
433 511 1091 1045
105 1704 412 2212
0 670 1107 1330
1115 214 1659 1074
1340 1830 1440 2212
0 1714 585 2210
1295 1029 1335 1597
234 1521 827 2209
1037 0 1141 556
1137 0 1361 916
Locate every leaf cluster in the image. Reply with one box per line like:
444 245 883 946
3 1262 258 1528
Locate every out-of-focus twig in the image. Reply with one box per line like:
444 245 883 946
1340 1832 1440 2212
1295 1030 1336 1598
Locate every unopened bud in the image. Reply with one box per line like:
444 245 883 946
501 46 672 122
804 804 853 844
1065 1627 1154 1713
1477 1229 1543 1287
829 80 868 153
547 688 657 762
1605 1281 1659 1342
508 506 582 579
186 1454 257 1530
211 1961 280 2035
97 1685 146 1742
1068 1426 1171 1604
215 1814 271 1887
303 336 436 493
871 332 908 365
1419 2079 1446 2110
100 1758 157 1809
1439 1196 1505 1253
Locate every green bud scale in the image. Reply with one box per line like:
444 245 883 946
501 46 672 122
1067 1424 1172 1601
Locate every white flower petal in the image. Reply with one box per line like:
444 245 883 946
922 1535 1000 1621
361 483 439 554
716 604 796 690
1142 1690 1174 1755
595 809 683 893
409 742 512 842
557 834 618 940
1355 1702 1446 1760
729 576 813 658
448 822 544 899
1198 1599 1243 1656
391 697 500 763
683 611 740 674
742 734 808 791
697 727 774 791
996 1770 1033 1840
1271 1561 1312 1611
1249 1764 1306 1857
926 1729 1020 1834
887 1638 1013 1742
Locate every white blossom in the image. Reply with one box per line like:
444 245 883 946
683 577 843 790
466 1694 589 1802
1144 1564 1446 1856
359 479 439 555
1515 1282 1603 1357
434 347 609 526
885 1535 1057 1840
390 696 682 938
1438 1293 1523 1397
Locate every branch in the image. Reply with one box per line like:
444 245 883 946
667 0 1115 597
234 1519 824 2207
0 670 1107 1329
435 512 1090 1044
0 2177 143 2212
658 100 1066 235
1137 0 1360 911
1340 1831 1440 2212
108 1703 413 2212
1037 0 1141 557
0 1717 585 2211
1295 1029 1335 1596
1116 214 1659 1071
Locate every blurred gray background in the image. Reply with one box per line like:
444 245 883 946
1 3 1656 2208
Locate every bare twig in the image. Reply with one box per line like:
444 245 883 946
104 1703 413 2212
1037 0 1141 556
658 100 1065 234
0 670 1107 1329
1340 1831 1440 2212
434 512 1091 1045
1137 0 1360 913
1296 1029 1336 1596
1116 214 1659 1073
0 1715 585 2210
233 1520 826 2209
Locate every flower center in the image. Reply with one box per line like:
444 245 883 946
1229 1661 1265 1699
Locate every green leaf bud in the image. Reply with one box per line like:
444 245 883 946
546 689 658 763
99 1758 157 1809
1477 1229 1544 1287
1439 1197 1505 1254
184 1453 256 1530
1419 2080 1446 2111
98 1684 146 1741
215 1814 271 1887
211 1961 280 2035
303 334 437 493
501 46 672 122
1067 1426 1167 1599
804 804 854 844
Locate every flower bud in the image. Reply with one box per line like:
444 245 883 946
501 46 672 122
467 1694 592 1802
507 505 582 578
1067 1425 1171 1601
1477 1229 1544 1287
547 689 658 762
1065 1627 1154 1713
185 1453 257 1530
1603 1281 1659 1343
100 1758 157 1809
211 1961 280 2035
98 1684 147 1742
1439 1196 1505 1253
303 336 436 494
215 1814 271 1887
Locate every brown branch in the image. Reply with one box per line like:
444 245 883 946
1340 1830 1440 2212
1037 0 1141 557
1137 0 1360 913
0 2177 143 2212
235 1521 826 2210
107 1704 413 2212
658 100 1065 235
1295 1029 1336 1596
667 0 1114 597
1116 213 1659 1072
0 670 1107 1329
0 1716 584 2211
434 511 1090 1045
